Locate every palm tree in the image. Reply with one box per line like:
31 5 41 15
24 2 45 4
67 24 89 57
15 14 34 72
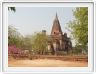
8 7 16 12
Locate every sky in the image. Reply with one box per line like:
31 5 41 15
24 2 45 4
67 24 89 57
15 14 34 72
8 7 75 45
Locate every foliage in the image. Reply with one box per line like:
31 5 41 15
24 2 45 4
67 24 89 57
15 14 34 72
8 26 31 55
68 7 88 49
8 25 23 48
32 32 48 55
22 35 33 52
9 45 22 54
71 45 88 55
8 7 16 12
8 25 49 55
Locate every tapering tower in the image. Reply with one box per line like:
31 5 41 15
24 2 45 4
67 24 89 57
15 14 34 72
51 13 62 36
47 13 72 55
50 13 64 54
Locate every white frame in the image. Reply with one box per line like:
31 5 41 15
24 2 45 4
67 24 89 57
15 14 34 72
94 1 96 72
2 2 94 72
4 72 93 74
2 0 94 2
0 1 2 72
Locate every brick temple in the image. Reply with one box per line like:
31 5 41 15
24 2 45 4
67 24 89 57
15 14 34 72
47 13 72 55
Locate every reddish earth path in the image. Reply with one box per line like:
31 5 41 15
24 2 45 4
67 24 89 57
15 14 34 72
8 59 88 67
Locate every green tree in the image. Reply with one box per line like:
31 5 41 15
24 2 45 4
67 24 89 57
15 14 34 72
32 32 48 55
8 25 23 47
68 7 88 49
22 35 33 52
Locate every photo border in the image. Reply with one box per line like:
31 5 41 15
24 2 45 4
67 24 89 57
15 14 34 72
2 2 94 72
94 1 96 72
0 1 2 72
2 0 94 3
4 72 94 74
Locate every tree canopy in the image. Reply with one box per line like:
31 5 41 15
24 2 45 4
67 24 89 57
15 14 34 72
68 7 88 49
32 32 48 54
8 25 23 47
8 7 16 12
8 25 49 55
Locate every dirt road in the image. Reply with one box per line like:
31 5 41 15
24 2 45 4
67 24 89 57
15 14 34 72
8 59 88 67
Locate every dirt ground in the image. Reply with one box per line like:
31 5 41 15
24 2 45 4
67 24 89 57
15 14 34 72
8 59 88 67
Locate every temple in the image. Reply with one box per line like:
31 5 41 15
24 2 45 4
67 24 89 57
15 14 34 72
47 13 72 55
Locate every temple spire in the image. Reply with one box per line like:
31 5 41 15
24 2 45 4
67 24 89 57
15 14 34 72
51 13 62 35
55 12 58 20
